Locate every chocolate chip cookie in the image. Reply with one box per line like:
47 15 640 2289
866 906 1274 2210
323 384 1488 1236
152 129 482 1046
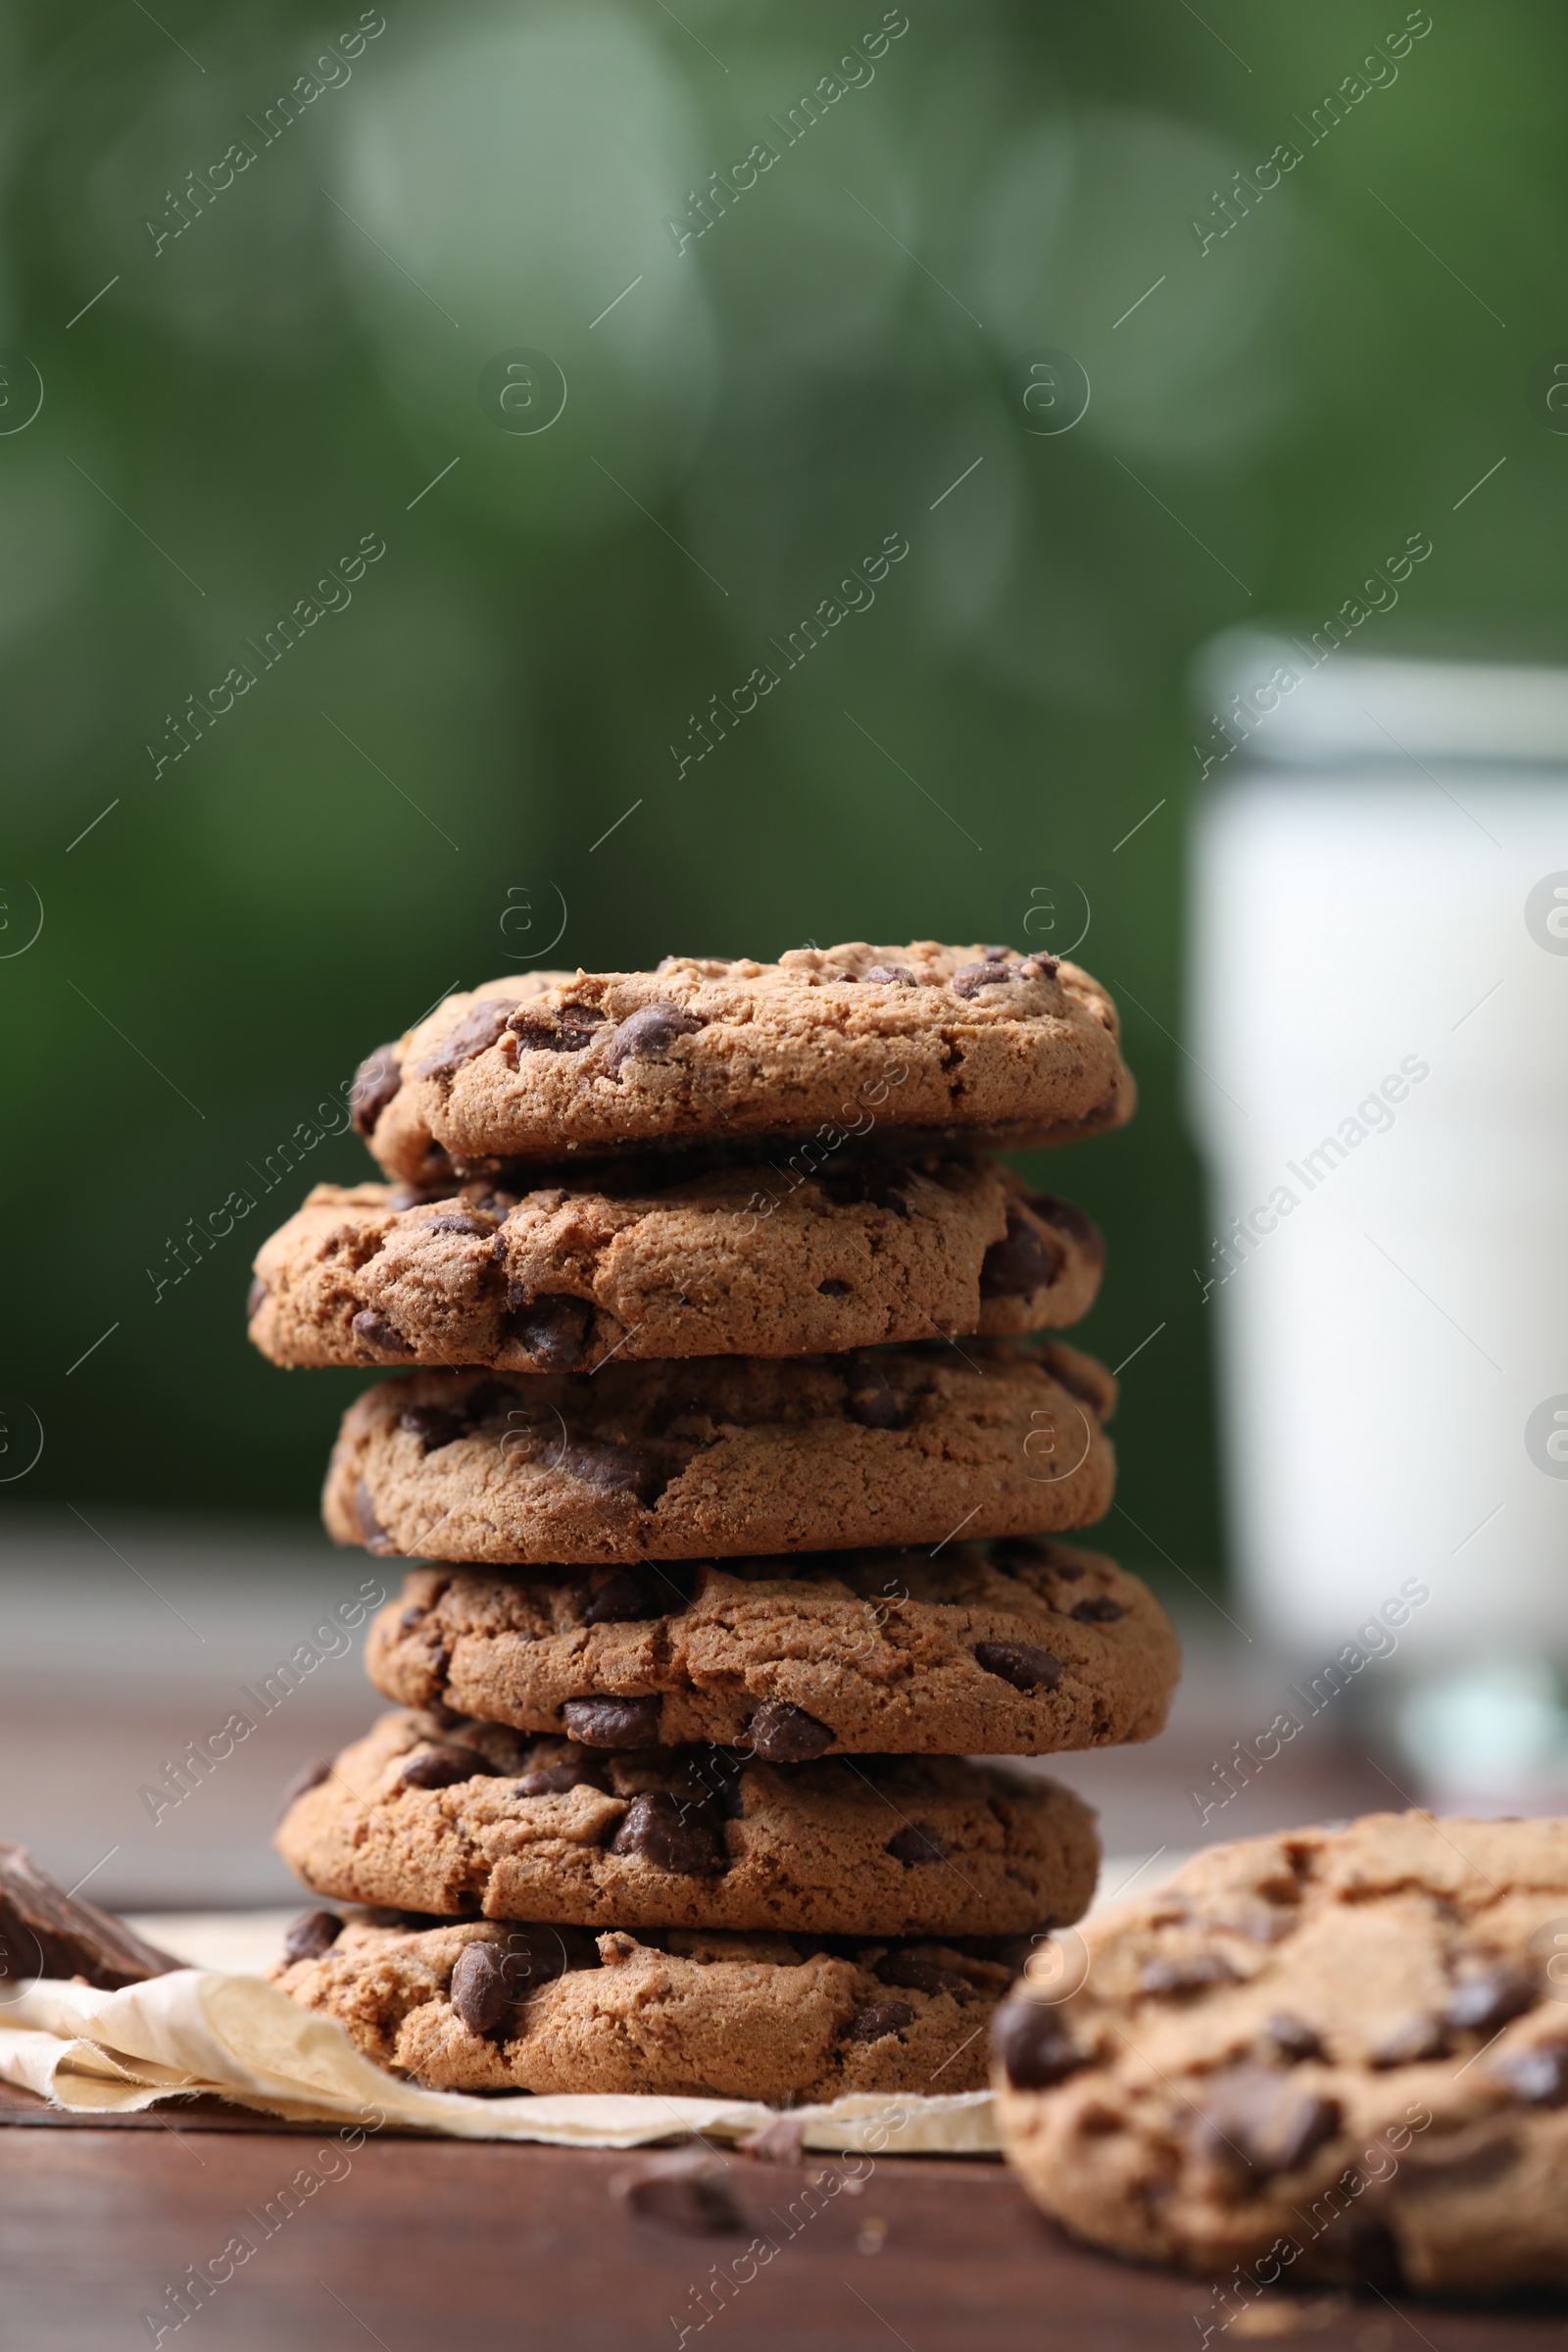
323 1345 1116 1566
352 944 1133 1185
272 1910 1024 2101
365 1539 1177 1757
248 1164 1102 1371
274 1708 1100 1936
992 1813 1568 2298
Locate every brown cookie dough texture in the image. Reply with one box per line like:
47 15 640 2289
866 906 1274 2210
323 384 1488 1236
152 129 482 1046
366 1539 1177 1758
353 944 1133 1185
272 1911 1024 2102
322 1345 1116 1567
274 1708 1100 1936
992 1814 1568 2298
248 1166 1104 1372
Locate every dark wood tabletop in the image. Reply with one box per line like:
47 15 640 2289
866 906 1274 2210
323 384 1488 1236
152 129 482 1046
3 2082 1563 2352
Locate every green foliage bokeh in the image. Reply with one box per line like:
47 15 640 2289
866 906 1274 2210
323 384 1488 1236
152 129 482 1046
2 0 1557 1603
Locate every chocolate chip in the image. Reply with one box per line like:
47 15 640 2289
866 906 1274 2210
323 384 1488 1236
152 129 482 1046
422 1212 497 1237
748 1700 833 1762
569 1566 664 1627
886 1822 945 1867
1265 2013 1323 2062
992 1996 1085 2089
1489 2040 1568 2107
603 1001 705 1077
861 966 914 987
844 1355 906 1429
514 1758 603 1796
399 1743 494 1789
354 1482 398 1555
878 1952 972 2000
978 1214 1065 1299
1070 1595 1126 1624
350 1045 401 1135
281 1908 343 1964
1139 1953 1241 1996
1443 1964 1538 2034
848 2000 915 2042
246 1276 268 1321
951 961 1013 999
1371 2014 1448 2068
817 1279 850 1297
974 1642 1062 1692
351 1307 412 1356
413 999 518 1082
1199 2065 1341 2180
982 945 1011 962
1020 953 1060 979
276 1758 331 1820
557 1434 666 1505
504 1293 592 1370
398 1405 467 1452
562 1695 662 1748
1028 1194 1105 1265
450 1941 511 2034
507 1002 607 1054
611 1791 724 1876
558 1001 611 1047
617 2154 743 2235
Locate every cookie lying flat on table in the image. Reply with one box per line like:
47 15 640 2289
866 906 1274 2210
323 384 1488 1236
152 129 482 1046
322 1344 1116 1566
274 1708 1100 1936
272 1910 1025 2102
367 1539 1177 1758
352 943 1133 1186
992 1814 1568 2299
247 1165 1103 1370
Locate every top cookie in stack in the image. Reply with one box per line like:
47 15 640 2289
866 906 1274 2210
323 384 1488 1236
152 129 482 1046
257 941 1178 2105
343 941 1134 1189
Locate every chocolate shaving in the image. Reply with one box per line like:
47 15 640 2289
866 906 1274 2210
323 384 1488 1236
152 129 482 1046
0 1842 178 1989
413 999 519 1082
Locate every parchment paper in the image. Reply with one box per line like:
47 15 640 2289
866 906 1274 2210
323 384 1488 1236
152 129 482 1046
0 1970 997 2153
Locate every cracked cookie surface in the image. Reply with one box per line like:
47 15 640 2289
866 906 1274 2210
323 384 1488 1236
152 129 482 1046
352 943 1133 1185
365 1538 1177 1757
992 1814 1568 2298
322 1344 1117 1566
247 1164 1103 1371
274 1707 1101 1936
272 1910 1025 2101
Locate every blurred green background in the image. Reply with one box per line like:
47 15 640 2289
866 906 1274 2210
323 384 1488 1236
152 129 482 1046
1 0 1556 1601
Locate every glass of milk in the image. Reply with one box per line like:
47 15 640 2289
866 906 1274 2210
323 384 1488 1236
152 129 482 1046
1187 631 1568 1806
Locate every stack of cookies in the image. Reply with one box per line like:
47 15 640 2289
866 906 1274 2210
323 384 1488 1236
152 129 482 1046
252 941 1180 2105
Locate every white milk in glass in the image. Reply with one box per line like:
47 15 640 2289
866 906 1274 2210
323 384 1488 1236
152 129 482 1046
1186 636 1568 1794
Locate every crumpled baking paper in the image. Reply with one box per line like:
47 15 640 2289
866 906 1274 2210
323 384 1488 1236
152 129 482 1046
0 1971 998 2152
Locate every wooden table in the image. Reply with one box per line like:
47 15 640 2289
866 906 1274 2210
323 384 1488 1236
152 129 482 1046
3 2084 1563 2351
